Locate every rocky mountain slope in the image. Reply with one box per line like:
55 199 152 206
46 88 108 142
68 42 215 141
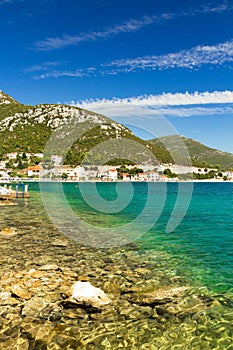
0 91 171 166
1 91 233 169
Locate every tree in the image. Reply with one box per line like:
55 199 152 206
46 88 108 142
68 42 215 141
208 170 216 178
22 152 27 160
9 170 18 178
163 168 172 176
30 156 41 165
163 168 178 179
6 160 15 169
17 159 24 169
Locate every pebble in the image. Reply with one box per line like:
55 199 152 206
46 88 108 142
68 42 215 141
51 239 68 247
39 264 60 271
0 227 17 236
10 285 32 300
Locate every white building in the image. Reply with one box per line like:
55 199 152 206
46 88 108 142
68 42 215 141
33 153 44 159
6 152 17 159
68 166 85 180
138 173 148 181
123 173 131 181
52 165 73 177
26 165 41 177
0 170 10 180
97 171 108 180
108 169 118 181
0 160 7 169
226 171 233 179
147 171 159 181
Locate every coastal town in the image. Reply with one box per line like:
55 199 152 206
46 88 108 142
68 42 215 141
1 151 233 182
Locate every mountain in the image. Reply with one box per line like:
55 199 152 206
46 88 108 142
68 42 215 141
0 91 172 166
149 135 233 170
1 91 232 170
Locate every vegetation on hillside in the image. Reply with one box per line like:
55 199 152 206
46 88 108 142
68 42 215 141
1 91 233 170
0 92 173 166
150 135 233 170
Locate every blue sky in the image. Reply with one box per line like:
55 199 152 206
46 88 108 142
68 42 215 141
1 0 233 152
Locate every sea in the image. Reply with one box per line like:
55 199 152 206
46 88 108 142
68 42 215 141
1 181 233 349
38 181 233 292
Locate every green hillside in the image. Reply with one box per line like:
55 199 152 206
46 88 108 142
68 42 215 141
1 91 232 170
0 91 172 166
150 135 233 170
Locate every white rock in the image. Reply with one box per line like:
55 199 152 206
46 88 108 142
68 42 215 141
69 281 111 308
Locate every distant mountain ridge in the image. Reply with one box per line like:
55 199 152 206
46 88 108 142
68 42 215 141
0 91 233 170
149 135 233 170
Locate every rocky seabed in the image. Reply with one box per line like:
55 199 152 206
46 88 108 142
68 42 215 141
0 202 232 349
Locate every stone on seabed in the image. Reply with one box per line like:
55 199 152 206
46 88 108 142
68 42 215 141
69 281 111 308
0 227 17 236
11 285 31 300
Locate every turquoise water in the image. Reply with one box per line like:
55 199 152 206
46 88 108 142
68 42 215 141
2 181 233 348
33 181 233 293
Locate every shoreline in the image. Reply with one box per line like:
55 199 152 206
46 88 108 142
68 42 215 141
1 178 233 184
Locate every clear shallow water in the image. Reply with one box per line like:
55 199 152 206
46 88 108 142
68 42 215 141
38 181 233 293
1 181 233 349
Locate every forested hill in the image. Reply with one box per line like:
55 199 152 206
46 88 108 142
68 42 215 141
150 135 233 170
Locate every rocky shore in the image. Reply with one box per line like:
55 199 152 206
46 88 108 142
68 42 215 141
0 221 232 350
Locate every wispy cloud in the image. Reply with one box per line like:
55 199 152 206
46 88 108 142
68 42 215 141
33 39 233 79
200 1 233 13
69 91 233 118
34 67 96 80
24 61 60 73
0 0 23 5
104 40 233 72
34 2 233 51
0 0 14 4
34 14 168 51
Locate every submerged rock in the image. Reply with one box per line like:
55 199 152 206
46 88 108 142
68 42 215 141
0 227 17 236
22 297 48 317
11 285 31 300
27 269 47 279
38 264 60 271
51 239 68 247
0 200 16 206
124 286 190 306
68 281 111 308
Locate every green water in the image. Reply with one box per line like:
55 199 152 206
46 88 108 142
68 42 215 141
38 181 233 292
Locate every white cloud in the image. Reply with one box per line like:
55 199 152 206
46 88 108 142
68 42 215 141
33 38 233 80
24 61 60 73
34 15 165 51
69 91 233 118
34 67 96 79
34 2 233 51
201 2 233 13
105 40 233 72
